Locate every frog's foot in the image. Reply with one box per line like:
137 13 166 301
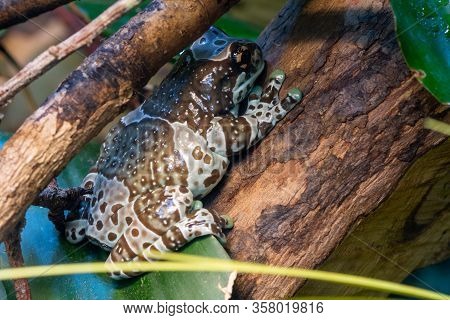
208 70 303 157
65 217 88 244
245 69 303 139
105 207 229 279
144 207 228 258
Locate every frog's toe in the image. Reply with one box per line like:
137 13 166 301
270 69 286 82
220 214 234 229
281 87 303 111
190 200 203 212
261 69 286 103
106 235 143 280
248 85 263 101
288 88 303 101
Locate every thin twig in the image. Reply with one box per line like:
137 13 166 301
0 0 142 111
0 0 74 29
4 222 31 300
32 178 90 232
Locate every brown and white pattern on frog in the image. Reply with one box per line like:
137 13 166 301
105 185 194 272
64 171 97 244
61 26 303 280
98 117 189 201
83 174 135 249
171 121 229 198
205 70 303 157
107 206 227 279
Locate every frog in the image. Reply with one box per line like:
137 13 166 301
64 26 302 279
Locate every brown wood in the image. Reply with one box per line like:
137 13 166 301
0 0 238 242
205 0 450 299
297 139 450 298
0 0 74 29
4 222 31 299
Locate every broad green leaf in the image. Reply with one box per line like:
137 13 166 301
391 0 450 104
0 132 232 299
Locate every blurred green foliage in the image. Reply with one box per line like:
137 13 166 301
75 0 152 36
391 0 450 104
75 0 262 39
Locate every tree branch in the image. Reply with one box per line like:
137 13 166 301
31 178 89 233
0 0 238 242
0 0 74 29
4 222 31 299
0 0 143 111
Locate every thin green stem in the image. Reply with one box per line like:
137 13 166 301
424 118 450 135
0 252 447 300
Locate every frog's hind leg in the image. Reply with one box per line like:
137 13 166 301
144 208 230 259
106 209 228 279
105 185 194 279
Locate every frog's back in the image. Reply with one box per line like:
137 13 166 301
99 115 188 195
83 106 228 249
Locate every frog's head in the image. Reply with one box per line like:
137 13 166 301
181 27 265 116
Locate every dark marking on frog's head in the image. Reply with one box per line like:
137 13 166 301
171 27 265 116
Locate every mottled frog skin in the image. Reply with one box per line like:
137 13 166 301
65 27 302 278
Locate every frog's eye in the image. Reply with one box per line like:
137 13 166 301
231 46 252 69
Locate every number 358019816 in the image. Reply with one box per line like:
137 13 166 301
252 301 324 314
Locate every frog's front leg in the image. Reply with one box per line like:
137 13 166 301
206 70 302 156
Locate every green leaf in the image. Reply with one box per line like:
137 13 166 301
0 132 232 299
391 0 450 104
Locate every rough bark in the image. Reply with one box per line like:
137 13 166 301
4 222 31 299
297 139 450 298
205 0 450 299
0 0 74 29
0 0 238 241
